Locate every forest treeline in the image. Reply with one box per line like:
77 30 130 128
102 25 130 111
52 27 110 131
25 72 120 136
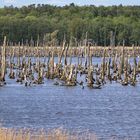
0 4 140 46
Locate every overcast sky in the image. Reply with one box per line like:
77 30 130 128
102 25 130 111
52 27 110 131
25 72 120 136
0 0 140 7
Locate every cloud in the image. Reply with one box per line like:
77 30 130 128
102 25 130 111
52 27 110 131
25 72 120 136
46 0 69 5
4 0 16 4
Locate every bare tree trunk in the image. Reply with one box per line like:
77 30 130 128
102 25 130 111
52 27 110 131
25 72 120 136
0 36 6 81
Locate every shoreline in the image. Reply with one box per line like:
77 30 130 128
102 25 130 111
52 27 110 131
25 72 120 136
0 46 140 57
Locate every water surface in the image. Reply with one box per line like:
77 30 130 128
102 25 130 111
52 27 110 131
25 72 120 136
0 57 140 139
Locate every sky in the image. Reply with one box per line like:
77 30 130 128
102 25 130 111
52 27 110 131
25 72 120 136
0 0 140 7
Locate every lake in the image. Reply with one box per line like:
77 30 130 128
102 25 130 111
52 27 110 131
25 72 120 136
0 57 140 139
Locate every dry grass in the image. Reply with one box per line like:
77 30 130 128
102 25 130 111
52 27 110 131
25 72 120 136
0 128 98 140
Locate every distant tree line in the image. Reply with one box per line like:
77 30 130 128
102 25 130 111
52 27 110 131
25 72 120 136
0 4 140 46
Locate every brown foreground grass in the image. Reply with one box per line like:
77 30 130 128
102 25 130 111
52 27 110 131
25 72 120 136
0 128 98 140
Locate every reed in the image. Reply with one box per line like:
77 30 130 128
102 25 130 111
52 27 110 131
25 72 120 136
0 128 98 140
